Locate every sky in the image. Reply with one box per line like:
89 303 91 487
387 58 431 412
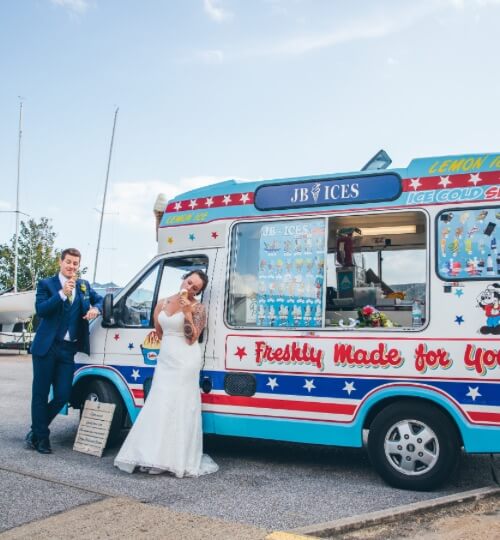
1 0 499 287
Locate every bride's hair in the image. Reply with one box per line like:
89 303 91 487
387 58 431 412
182 270 209 293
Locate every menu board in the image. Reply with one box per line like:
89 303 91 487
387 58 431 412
256 219 326 327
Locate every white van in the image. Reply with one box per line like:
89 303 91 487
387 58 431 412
71 151 500 490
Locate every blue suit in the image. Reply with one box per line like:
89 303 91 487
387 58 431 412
30 275 103 440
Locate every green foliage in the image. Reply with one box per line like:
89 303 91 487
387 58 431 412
0 217 60 291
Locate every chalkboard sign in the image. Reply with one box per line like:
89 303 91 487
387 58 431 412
73 400 116 457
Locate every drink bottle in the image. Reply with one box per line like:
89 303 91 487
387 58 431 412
412 301 422 327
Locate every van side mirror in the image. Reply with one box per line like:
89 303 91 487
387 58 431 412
102 293 115 327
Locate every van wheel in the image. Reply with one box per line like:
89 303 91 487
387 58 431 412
367 401 460 491
81 379 125 448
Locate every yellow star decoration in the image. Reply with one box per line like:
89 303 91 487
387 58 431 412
167 236 174 244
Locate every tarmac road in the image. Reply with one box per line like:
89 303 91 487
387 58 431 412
1 352 498 537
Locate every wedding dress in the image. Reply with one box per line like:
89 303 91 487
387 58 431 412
114 310 218 477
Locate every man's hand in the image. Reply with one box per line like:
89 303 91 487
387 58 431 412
63 278 75 298
83 307 100 320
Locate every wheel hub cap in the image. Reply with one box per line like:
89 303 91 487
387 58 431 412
384 419 439 476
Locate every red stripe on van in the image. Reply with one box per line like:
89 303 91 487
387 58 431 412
467 411 500 424
132 389 144 399
201 394 356 415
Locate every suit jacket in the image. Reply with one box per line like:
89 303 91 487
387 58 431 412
31 275 104 357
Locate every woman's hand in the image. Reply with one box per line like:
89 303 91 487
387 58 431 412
179 295 193 316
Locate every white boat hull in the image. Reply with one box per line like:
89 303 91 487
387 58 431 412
0 290 36 325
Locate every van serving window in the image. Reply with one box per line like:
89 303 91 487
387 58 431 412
254 173 401 211
227 210 427 330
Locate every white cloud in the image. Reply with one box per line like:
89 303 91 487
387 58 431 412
228 0 499 59
203 0 233 22
447 0 500 8
50 0 89 14
198 49 225 64
104 176 225 230
0 200 11 211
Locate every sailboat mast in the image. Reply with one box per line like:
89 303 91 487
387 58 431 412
13 100 23 293
93 107 119 284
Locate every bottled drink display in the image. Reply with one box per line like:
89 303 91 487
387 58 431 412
412 300 422 327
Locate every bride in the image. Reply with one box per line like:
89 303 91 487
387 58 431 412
114 270 218 477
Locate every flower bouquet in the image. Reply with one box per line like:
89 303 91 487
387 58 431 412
357 305 393 328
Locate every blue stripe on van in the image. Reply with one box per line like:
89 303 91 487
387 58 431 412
76 364 500 408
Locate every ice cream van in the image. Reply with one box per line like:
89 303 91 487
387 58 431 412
71 150 500 490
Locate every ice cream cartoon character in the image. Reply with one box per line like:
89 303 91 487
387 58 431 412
314 304 322 325
304 304 312 323
477 283 500 335
141 330 161 365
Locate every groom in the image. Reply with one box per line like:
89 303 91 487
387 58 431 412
26 248 103 454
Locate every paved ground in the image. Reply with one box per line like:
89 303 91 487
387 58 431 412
1 352 499 538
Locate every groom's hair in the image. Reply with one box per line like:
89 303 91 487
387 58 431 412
61 248 81 261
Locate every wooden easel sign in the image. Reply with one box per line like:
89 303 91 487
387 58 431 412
73 400 116 457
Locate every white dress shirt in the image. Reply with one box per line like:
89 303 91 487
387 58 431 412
58 273 76 341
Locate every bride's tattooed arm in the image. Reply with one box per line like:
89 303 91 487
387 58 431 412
184 303 206 344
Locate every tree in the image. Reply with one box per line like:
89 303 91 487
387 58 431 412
0 218 60 291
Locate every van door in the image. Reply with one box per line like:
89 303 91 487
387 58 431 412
103 254 210 408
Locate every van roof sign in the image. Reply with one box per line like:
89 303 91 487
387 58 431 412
254 172 401 211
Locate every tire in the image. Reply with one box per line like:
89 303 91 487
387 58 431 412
367 400 460 491
81 379 125 447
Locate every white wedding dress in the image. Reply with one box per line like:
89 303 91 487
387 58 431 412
114 310 218 477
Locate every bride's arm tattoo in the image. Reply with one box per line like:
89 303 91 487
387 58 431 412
184 304 206 343
184 321 194 340
193 305 206 334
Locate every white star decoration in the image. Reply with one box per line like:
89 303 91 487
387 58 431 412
466 386 481 401
343 381 356 395
409 178 421 190
131 369 140 381
468 173 482 186
438 176 451 188
189 199 198 209
266 377 279 391
240 193 250 204
303 379 316 393
223 194 232 205
205 197 214 207
174 201 183 211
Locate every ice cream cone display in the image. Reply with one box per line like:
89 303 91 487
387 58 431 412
140 330 161 365
437 208 499 279
256 218 326 327
153 193 168 240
